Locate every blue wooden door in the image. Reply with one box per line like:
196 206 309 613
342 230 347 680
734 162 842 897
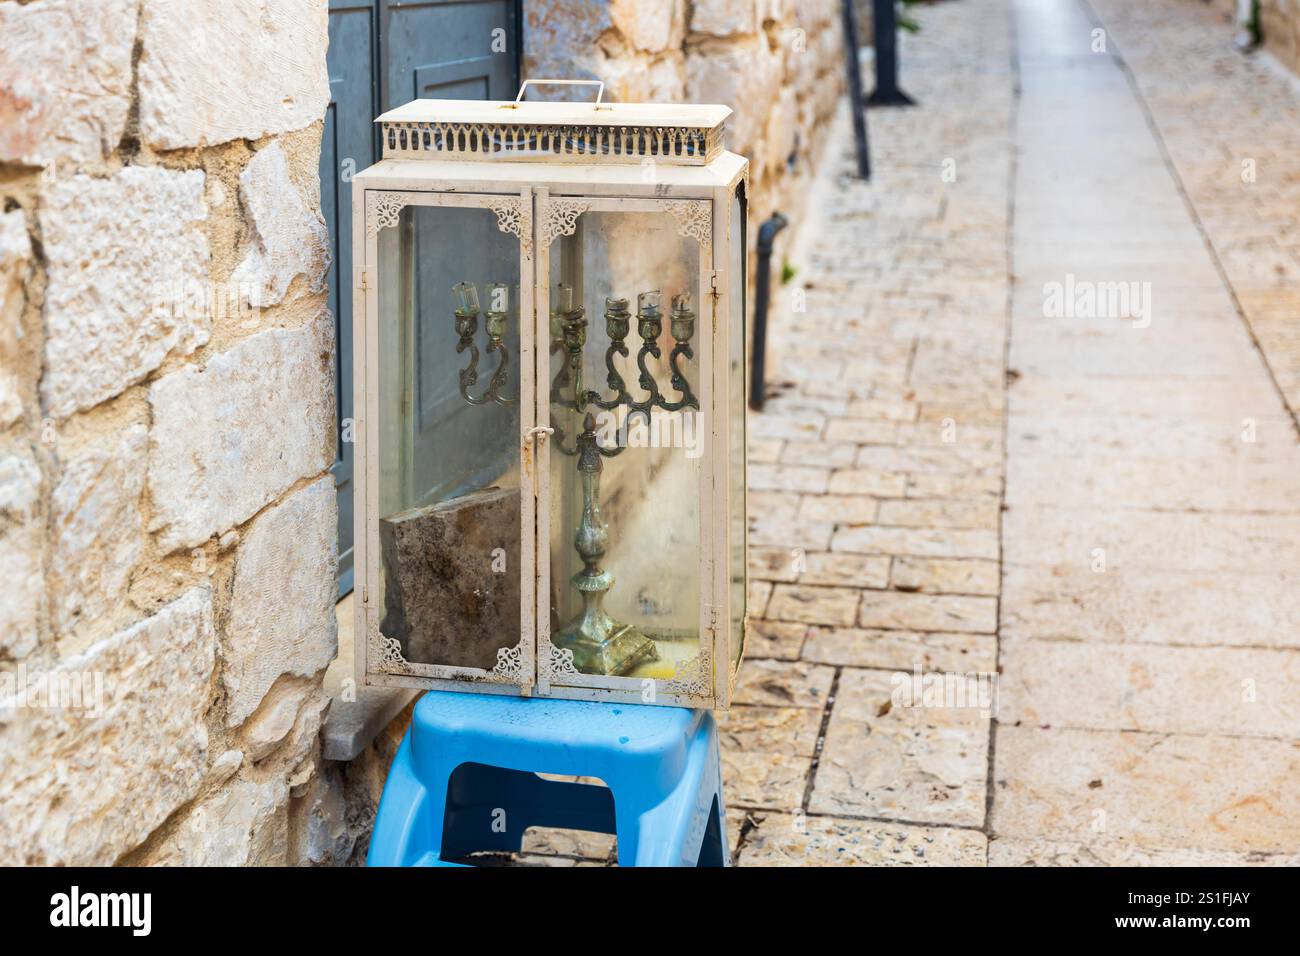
323 0 521 596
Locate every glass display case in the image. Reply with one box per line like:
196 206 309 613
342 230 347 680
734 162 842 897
351 88 748 708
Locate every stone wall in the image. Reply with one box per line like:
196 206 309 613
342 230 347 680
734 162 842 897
525 0 845 236
1259 0 1300 72
0 0 342 865
1201 0 1300 72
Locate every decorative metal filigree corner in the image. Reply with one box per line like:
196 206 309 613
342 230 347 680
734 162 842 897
663 649 712 697
485 636 531 684
488 197 532 256
541 199 591 250
665 199 712 252
366 191 419 239
370 623 416 676
543 641 579 682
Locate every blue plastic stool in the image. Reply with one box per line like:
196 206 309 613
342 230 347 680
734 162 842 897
367 690 729 867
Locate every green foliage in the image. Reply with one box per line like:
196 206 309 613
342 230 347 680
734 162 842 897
899 0 922 35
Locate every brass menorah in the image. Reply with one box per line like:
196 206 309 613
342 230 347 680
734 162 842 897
452 281 698 676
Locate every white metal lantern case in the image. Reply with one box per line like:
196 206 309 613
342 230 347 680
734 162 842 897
352 84 748 709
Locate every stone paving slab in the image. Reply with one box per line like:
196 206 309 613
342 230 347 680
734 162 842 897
738 812 987 867
731 658 836 710
1003 506 1300 572
809 669 990 827
991 725 1300 854
1006 456 1300 511
801 626 998 673
997 639 1300 737
1000 565 1300 648
989 838 1300 868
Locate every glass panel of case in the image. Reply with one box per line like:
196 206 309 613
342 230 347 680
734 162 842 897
545 208 704 680
375 201 524 672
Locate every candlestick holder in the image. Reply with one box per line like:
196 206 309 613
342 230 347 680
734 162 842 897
450 278 699 676
547 284 698 675
454 281 517 407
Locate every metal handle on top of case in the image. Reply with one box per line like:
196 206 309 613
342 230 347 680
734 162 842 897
510 79 611 110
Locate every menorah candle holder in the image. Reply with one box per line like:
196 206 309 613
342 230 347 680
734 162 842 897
542 285 700 675
454 281 517 407
351 89 749 709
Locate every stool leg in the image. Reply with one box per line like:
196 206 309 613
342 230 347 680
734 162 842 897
698 716 731 867
614 713 724 867
368 727 456 867
695 795 727 866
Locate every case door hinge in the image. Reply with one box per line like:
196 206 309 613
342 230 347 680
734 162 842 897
708 270 720 298
358 267 369 291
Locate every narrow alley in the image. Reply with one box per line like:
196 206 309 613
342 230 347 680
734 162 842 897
722 0 1300 866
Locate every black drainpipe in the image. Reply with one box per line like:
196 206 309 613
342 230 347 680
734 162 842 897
749 212 789 412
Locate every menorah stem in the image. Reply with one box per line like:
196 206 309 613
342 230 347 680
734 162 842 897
552 413 658 676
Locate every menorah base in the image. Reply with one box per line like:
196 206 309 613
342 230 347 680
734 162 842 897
553 618 659 677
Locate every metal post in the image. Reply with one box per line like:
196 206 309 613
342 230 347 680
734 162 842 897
868 0 915 106
749 213 788 412
841 0 871 180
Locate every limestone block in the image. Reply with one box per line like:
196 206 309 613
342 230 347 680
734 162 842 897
0 211 32 428
601 53 687 104
524 1 613 86
0 449 42 659
288 764 353 865
611 0 684 52
40 166 209 419
764 86 798 176
50 425 147 637
137 0 329 150
0 587 216 865
0 0 137 166
142 777 289 867
230 142 330 309
686 35 782 162
147 312 334 551
690 0 759 37
241 680 313 763
379 486 521 671
224 476 336 727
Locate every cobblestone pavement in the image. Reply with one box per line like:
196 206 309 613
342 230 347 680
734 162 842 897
727 0 1012 866
518 0 1300 866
